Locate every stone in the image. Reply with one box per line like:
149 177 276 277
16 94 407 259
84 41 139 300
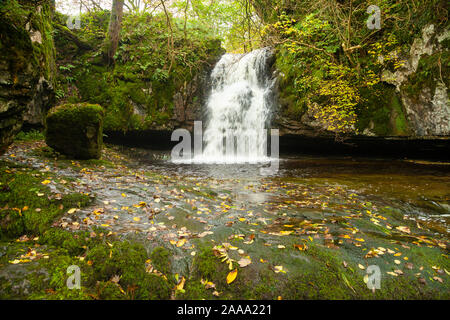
0 0 55 154
381 24 449 137
45 103 104 159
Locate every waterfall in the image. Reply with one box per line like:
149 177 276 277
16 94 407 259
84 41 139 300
193 47 275 164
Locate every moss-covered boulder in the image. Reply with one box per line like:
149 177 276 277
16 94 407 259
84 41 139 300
45 103 104 159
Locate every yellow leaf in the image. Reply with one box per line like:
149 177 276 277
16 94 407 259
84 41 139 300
227 269 237 284
68 208 77 214
41 180 51 185
176 239 186 247
176 276 186 291
358 264 365 270
274 265 286 273
133 217 141 222
121 193 127 197
396 226 410 234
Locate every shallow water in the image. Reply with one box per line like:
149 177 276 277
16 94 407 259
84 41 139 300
116 146 450 232
3 142 449 288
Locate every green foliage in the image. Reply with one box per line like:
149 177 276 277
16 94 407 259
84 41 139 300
263 0 448 136
54 10 223 132
14 130 44 142
173 0 263 52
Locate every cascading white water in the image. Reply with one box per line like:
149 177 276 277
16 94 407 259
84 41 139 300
193 48 275 164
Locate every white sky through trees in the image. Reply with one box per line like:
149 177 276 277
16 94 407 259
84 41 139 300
55 0 178 15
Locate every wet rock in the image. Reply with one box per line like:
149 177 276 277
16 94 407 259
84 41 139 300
0 1 56 154
45 103 104 159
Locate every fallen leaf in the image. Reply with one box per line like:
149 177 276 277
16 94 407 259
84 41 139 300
176 276 186 291
227 269 237 284
396 226 410 234
176 239 186 247
294 244 308 251
237 258 251 268
274 265 286 273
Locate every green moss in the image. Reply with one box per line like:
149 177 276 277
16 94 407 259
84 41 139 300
45 103 104 159
30 1 56 85
191 245 225 280
181 280 210 300
402 51 450 103
53 10 224 133
356 84 410 136
85 241 172 299
39 228 102 256
150 247 172 276
97 281 127 300
0 164 93 239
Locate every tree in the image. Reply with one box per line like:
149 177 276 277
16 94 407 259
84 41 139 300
103 0 124 65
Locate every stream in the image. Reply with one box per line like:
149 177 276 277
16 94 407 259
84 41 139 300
3 141 449 286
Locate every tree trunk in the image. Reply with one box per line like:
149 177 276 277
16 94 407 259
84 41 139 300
103 0 124 65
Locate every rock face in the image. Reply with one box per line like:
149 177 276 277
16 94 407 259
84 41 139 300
127 44 225 133
171 63 221 132
45 103 104 159
0 0 55 154
382 24 450 137
271 23 449 139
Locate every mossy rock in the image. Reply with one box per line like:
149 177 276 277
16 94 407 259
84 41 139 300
0 164 93 239
45 103 104 159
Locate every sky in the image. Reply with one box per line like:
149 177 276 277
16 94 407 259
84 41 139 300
55 0 178 15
